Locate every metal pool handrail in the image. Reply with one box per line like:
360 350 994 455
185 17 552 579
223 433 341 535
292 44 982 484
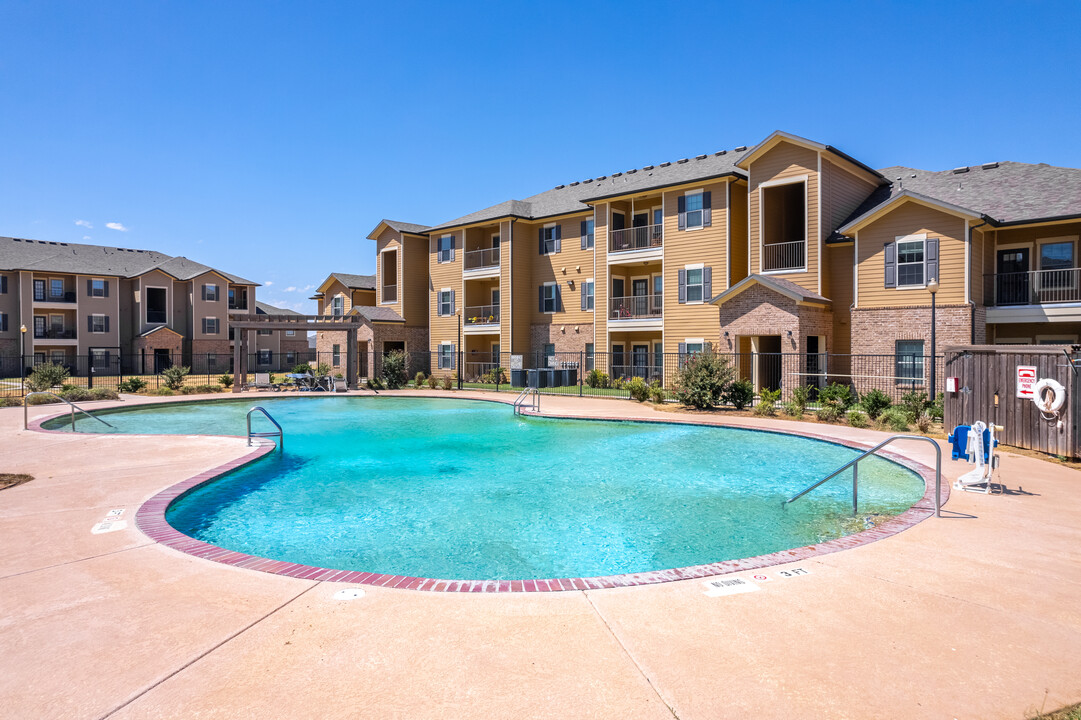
784 435 942 517
513 387 539 416
247 406 283 448
23 391 116 431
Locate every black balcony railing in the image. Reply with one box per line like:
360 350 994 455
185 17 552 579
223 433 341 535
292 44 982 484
985 268 1081 306
34 328 77 339
464 305 500 325
34 290 77 303
382 284 398 303
609 224 663 253
762 240 806 272
228 301 248 310
464 247 500 270
609 295 662 321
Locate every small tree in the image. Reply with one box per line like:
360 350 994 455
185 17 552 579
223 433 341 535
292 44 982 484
315 362 331 377
626 376 650 402
218 374 234 389
160 366 191 391
673 347 734 409
381 350 407 389
859 389 892 420
291 363 313 375
723 379 755 410
415 371 426 388
26 362 70 392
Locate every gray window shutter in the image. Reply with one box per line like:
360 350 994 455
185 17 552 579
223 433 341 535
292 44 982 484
539 227 545 255
702 191 712 227
203 318 208 334
449 235 455 262
103 280 109 298
202 285 207 301
884 242 897 288
677 196 687 230
87 315 93 333
451 344 456 370
925 237 939 284
539 285 545 312
554 224 561 253
104 316 109 333
0 275 6 293
581 282 587 310
555 283 562 311
678 269 687 303
1 314 6 332
580 220 587 250
703 267 712 300
87 279 93 296
450 290 455 314
678 342 687 354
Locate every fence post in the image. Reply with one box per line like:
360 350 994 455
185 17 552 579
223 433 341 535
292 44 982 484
88 356 94 390
579 351 583 397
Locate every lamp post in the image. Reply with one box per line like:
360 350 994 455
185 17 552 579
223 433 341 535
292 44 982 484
19 324 26 394
927 277 939 400
456 309 462 390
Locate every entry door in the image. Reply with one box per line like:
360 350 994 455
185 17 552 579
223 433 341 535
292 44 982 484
996 248 1030 305
612 278 625 318
153 348 172 373
632 344 649 378
612 212 626 250
612 343 625 377
33 316 46 339
33 279 45 301
632 278 649 316
805 336 824 388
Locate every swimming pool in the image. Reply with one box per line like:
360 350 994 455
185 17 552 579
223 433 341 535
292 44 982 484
47 396 926 581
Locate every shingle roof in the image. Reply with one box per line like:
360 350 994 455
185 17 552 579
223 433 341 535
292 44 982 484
710 274 831 306
426 149 747 232
329 272 376 290
349 305 405 323
839 161 1081 232
255 301 302 316
382 220 430 235
0 236 257 284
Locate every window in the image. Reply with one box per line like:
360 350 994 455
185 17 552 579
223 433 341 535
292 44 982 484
332 344 341 367
653 275 663 306
895 340 925 382
257 350 272 366
582 280 594 311
51 350 66 364
683 192 705 229
91 349 110 369
438 235 455 263
0 274 6 294
0 313 7 332
90 314 107 333
897 238 925 287
1039 240 1075 290
544 343 555 366
439 289 454 316
286 329 295 336
585 343 595 371
331 295 344 316
90 278 107 297
258 329 271 336
581 218 595 249
654 344 663 374
685 268 703 303
33 279 45 301
491 289 500 308
203 318 219 335
228 287 247 310
146 287 167 324
33 352 44 365
207 354 217 369
439 343 455 369
203 283 218 301
540 283 559 313
684 341 704 355
285 351 296 365
539 224 560 255
50 279 64 299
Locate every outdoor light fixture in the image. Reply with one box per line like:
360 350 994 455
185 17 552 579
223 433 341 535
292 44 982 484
787 330 793 337
723 331 729 337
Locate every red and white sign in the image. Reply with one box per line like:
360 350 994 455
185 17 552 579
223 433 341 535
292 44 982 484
1016 365 1038 398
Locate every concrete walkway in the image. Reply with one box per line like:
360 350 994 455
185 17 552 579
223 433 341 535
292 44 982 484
1 390 1079 719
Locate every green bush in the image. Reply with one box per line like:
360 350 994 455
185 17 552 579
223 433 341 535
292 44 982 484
315 362 331 377
88 388 119 401
626 376 650 402
879 407 910 432
367 376 384 390
441 375 453 390
218 374 234 389
118 377 147 393
586 369 609 389
673 348 735 409
818 382 856 413
26 393 61 405
381 350 408 389
160 366 191 391
723 379 755 410
648 383 666 404
929 392 944 421
415 371 426 388
791 384 811 411
0 396 22 408
60 387 93 402
781 400 804 419
611 376 625 390
26 362 70 393
753 388 781 417
147 387 175 397
847 409 870 428
859 389 892 419
291 363 313 375
427 375 438 389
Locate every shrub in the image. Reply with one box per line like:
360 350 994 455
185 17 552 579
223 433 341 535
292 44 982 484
816 405 842 423
147 387 175 397
929 392 944 421
441 375 453 390
218 374 234 389
879 407 910 432
818 382 856 414
586 369 609 389
26 362 70 393
781 400 804 419
59 386 92 402
315 362 331 377
859 389 892 419
415 371 426 388
723 379 755 410
291 363 313 375
0 396 22 408
673 347 735 409
160 366 190 391
26 393 61 405
753 388 781 417
381 350 408 389
89 387 118 401
493 367 508 385
791 384 811 411
427 375 438 389
916 413 933 434
648 383 666 404
367 376 384 391
626 376 650 402
847 409 870 428
119 377 147 393
611 376 625 390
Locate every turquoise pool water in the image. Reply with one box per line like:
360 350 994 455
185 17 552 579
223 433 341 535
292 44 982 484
49 397 925 580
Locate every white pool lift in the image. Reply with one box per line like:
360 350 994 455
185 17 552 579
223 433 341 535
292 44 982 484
949 421 1003 495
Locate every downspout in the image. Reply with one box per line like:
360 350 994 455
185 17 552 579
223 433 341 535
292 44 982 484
967 219 988 344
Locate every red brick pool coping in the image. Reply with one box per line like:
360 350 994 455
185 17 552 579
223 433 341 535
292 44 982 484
29 395 948 592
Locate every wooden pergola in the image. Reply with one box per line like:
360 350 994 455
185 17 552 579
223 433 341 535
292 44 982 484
229 314 364 393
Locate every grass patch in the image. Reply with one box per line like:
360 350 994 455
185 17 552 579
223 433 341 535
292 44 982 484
1030 701 1081 720
0 473 33 491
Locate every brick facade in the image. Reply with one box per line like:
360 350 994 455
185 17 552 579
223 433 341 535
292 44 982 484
529 322 595 357
131 330 183 358
716 284 834 354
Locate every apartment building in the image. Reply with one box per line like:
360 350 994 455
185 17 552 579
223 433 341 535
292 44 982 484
415 130 1081 388
0 236 291 374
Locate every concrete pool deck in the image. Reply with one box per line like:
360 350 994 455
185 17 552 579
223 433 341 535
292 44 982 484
1 390 1079 719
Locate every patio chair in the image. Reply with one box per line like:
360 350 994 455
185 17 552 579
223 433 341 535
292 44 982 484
251 372 276 391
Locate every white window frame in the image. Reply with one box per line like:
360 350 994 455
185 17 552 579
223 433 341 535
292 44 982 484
90 314 107 334
331 344 341 367
286 329 295 336
331 294 344 316
90 349 109 369
491 288 500 306
204 283 219 302
584 279 595 311
540 223 558 255
541 281 558 314
49 277 65 299
438 234 454 263
684 338 705 355
895 339 926 382
90 278 107 298
683 189 705 231
758 175 809 274
439 288 453 317
1035 236 1078 292
203 317 220 335
583 218 595 249
257 349 272 366
685 263 704 304
145 285 169 325
439 341 454 369
380 247 398 305
895 234 927 290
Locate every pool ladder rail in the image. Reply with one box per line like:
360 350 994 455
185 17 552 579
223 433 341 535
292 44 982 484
247 406 284 449
783 434 942 517
23 391 116 431
513 387 539 416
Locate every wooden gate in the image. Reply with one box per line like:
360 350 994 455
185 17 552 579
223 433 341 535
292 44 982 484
943 345 1079 458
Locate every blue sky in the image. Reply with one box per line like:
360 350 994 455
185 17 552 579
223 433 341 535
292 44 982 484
1 1 1078 312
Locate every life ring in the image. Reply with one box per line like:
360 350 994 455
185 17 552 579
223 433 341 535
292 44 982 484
1033 378 1066 413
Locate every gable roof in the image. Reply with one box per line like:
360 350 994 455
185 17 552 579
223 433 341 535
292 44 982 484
736 130 887 182
366 219 431 240
137 325 183 338
710 274 831 306
426 147 749 233
348 305 405 323
839 161 1081 233
255 301 302 316
316 272 377 293
0 236 257 284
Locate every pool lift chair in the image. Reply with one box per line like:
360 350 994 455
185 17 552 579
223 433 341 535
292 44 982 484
947 421 1003 495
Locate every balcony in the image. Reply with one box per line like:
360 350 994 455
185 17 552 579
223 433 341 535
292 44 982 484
609 295 663 322
382 284 398 303
762 240 805 272
986 268 1081 306
34 290 77 303
464 247 500 272
609 224 663 254
463 304 500 331
228 300 247 311
34 328 77 340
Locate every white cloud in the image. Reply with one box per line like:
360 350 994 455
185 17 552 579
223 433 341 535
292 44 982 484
82 235 92 240
264 281 274 286
302 285 314 291
75 219 92 228
105 222 128 232
284 286 297 292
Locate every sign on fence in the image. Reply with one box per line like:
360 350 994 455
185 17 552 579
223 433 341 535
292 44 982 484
1016 365 1038 398
510 354 523 370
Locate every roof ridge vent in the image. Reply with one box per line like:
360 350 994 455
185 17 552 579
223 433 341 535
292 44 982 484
583 178 593 183
569 181 579 186
677 158 689 164
952 166 970 174
612 172 622 177
642 165 654 170
659 162 671 168
695 154 707 160
734 145 747 152
715 150 726 156
555 184 565 189
596 175 607 180
626 169 637 174
981 162 999 170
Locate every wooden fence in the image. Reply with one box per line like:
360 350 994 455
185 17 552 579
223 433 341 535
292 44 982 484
943 345 1079 458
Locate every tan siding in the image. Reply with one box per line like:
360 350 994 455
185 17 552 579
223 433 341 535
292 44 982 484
499 219 512 352
594 204 609 362
857 202 966 308
972 228 986 306
729 181 749 286
823 158 878 234
189 272 227 342
661 180 728 348
429 229 462 353
826 244 854 355
402 234 429 327
511 221 533 355
528 213 594 327
747 141 819 293
375 226 404 319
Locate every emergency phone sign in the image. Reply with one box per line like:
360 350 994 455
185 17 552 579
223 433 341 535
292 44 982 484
1016 365 1038 398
